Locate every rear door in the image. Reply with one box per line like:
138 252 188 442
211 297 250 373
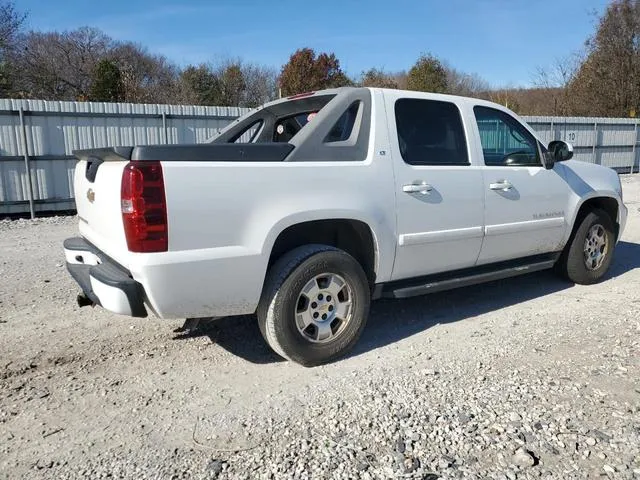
472 106 570 264
384 92 485 281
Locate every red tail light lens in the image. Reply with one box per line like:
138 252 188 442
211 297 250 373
287 91 315 99
121 161 168 253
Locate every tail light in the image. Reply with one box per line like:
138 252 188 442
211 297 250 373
287 91 315 99
121 161 168 253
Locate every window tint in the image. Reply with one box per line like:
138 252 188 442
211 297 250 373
474 106 540 166
395 99 469 166
325 101 360 143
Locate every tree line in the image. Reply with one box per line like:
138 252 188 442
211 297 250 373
1 0 639 117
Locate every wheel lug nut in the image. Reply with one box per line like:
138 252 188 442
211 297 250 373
322 314 327 320
328 305 334 311
311 302 317 309
326 295 331 302
318 294 323 300
313 312 319 319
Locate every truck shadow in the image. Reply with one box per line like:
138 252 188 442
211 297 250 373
174 241 640 365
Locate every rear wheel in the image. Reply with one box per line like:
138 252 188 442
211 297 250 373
257 245 370 367
556 208 615 284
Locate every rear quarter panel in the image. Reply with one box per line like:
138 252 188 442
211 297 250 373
142 158 397 318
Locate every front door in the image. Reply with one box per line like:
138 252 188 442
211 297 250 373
385 93 485 281
472 106 570 264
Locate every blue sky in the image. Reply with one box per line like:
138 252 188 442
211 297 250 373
19 0 610 88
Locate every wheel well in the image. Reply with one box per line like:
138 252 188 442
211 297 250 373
574 197 619 239
268 219 377 286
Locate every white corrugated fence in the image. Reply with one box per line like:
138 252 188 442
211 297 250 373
0 99 250 216
0 99 638 217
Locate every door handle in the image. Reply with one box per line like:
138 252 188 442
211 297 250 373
403 182 433 195
489 180 513 191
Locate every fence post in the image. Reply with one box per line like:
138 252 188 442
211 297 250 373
592 122 598 164
18 107 36 219
632 122 638 174
162 112 168 144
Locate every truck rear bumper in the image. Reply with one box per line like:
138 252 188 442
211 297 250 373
64 237 147 318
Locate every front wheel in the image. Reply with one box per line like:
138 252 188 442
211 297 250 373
257 245 371 367
556 208 616 285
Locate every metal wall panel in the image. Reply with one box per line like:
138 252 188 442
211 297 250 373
1 99 638 216
523 116 639 172
0 99 251 216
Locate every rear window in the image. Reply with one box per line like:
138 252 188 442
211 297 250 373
273 111 318 142
231 120 263 143
395 98 469 166
212 94 338 145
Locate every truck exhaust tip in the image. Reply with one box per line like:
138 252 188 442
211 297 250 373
77 293 95 308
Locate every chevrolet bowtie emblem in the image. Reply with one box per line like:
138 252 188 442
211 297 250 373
87 188 95 203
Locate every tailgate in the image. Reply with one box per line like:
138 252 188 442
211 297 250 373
73 148 133 266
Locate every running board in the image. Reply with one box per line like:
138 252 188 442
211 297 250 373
377 253 560 299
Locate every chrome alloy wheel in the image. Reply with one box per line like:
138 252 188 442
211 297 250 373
294 273 353 343
583 224 608 271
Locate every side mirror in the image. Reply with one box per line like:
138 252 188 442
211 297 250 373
548 140 574 162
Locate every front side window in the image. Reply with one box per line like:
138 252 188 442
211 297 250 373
394 98 469 166
474 106 541 167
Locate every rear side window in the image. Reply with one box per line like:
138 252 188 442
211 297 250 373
395 99 469 166
324 101 360 143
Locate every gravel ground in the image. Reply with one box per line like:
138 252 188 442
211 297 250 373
1 176 640 480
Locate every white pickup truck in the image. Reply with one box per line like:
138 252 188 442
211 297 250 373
64 87 627 366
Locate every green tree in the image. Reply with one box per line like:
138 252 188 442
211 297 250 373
218 63 245 106
180 64 220 105
89 59 125 102
406 54 448 93
359 68 398 88
279 48 352 96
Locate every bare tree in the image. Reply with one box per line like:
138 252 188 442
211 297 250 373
392 71 408 90
444 65 490 96
359 68 398 88
488 87 521 113
0 1 26 51
241 62 277 107
10 27 111 99
533 53 582 115
0 1 27 96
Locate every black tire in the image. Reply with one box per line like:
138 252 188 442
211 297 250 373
555 208 615 285
257 244 371 367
